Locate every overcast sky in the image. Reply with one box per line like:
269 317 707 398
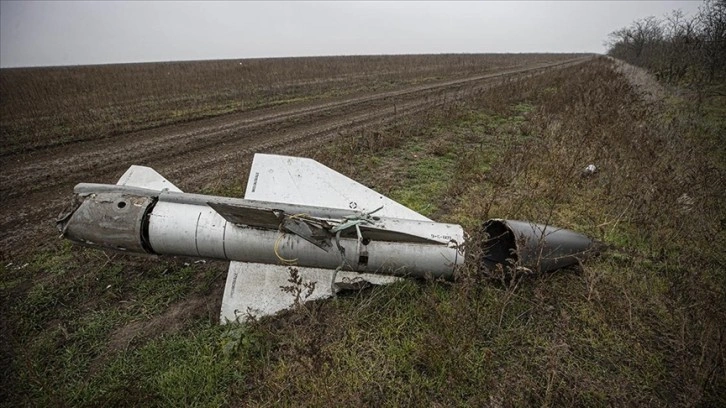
0 1 703 68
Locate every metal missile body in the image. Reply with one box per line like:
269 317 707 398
57 154 466 322
59 183 463 278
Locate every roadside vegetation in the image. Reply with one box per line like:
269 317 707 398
2 54 723 406
606 0 725 97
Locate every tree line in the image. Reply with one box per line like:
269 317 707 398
606 0 726 85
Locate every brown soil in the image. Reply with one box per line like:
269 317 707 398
0 57 590 258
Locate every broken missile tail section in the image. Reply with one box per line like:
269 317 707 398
57 154 596 323
57 154 465 322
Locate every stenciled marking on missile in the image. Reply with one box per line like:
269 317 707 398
230 271 239 295
251 172 259 193
431 234 452 240
349 201 357 209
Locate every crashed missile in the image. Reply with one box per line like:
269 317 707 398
57 154 596 322
57 154 465 322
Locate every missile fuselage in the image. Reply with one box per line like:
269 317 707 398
59 183 464 279
55 154 595 322
56 155 467 321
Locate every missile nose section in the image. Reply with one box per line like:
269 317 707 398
480 219 595 274
57 190 156 253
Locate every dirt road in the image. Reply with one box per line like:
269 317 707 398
0 57 590 257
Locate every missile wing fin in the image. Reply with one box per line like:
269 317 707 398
220 261 399 322
244 154 430 221
116 165 183 193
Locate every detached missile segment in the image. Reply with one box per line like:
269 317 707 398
57 154 465 322
480 219 595 274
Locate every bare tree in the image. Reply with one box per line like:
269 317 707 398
697 0 726 79
606 0 726 86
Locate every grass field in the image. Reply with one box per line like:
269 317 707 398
1 55 724 406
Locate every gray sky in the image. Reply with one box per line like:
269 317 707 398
0 1 703 68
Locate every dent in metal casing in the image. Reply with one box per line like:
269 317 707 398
57 192 155 253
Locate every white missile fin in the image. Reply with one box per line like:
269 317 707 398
244 154 430 221
116 165 183 193
220 261 400 323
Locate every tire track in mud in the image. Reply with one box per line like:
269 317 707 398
0 57 591 256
